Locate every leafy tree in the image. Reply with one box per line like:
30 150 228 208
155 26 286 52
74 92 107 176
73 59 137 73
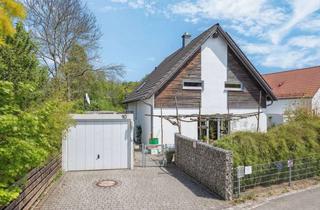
0 23 46 85
0 81 71 206
0 19 71 206
59 44 127 106
0 23 48 109
0 0 25 44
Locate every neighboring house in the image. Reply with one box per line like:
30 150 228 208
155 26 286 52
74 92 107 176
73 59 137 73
264 66 320 127
124 23 276 145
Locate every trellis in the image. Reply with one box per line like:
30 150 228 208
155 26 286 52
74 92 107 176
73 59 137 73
146 95 263 144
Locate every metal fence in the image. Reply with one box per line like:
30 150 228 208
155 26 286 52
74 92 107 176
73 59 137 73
233 154 320 197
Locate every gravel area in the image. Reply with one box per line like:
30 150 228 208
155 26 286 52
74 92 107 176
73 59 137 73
36 166 228 210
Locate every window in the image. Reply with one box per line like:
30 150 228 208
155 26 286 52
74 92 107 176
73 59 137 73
198 119 230 141
224 81 243 91
182 80 203 90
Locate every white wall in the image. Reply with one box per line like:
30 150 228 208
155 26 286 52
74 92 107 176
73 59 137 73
127 97 153 144
230 109 267 132
153 108 198 145
266 98 312 115
312 88 320 113
201 35 228 114
127 35 270 144
266 98 312 126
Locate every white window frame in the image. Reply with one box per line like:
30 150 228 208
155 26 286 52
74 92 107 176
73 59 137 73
224 81 243 91
182 80 203 90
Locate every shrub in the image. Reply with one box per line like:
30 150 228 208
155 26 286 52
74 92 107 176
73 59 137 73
215 108 320 167
0 81 71 206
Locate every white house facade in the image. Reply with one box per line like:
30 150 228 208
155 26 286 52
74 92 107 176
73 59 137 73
264 66 320 127
124 24 276 145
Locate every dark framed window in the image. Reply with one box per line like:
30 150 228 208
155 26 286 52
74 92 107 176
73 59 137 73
182 80 203 90
224 81 243 91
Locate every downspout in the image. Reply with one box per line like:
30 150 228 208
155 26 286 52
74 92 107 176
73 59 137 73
142 100 153 139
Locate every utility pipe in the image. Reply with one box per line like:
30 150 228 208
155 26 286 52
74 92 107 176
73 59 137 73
142 100 153 139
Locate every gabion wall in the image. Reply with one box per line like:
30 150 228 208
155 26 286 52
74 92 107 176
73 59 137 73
175 134 233 200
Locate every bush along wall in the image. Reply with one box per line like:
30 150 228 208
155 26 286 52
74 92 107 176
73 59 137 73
215 108 320 167
214 109 320 192
0 81 72 206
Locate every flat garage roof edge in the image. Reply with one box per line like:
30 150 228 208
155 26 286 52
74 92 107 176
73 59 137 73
70 113 133 121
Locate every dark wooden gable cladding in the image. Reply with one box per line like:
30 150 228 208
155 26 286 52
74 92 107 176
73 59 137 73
154 50 201 108
227 47 267 109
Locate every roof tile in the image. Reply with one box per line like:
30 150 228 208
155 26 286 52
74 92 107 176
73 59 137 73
263 66 320 99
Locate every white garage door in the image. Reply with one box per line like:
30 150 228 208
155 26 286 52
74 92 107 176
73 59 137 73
64 119 131 171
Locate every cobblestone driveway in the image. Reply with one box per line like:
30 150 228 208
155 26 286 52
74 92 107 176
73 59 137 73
36 166 227 210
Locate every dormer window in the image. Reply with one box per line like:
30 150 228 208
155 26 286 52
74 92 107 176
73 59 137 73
182 80 203 90
225 81 243 91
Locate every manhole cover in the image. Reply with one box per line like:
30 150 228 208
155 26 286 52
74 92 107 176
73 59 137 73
96 179 120 188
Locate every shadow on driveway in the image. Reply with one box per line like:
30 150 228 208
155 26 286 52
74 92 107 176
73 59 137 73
160 165 222 200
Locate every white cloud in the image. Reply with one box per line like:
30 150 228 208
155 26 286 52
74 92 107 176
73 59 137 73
298 14 320 31
241 43 272 55
287 35 320 48
169 0 287 38
109 0 320 71
241 36 320 69
270 0 320 44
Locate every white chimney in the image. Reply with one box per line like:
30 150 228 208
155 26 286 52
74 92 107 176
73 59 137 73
182 32 191 48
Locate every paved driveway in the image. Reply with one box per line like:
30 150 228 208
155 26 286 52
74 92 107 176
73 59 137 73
36 166 227 210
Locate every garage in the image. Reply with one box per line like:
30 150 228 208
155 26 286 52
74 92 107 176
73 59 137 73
62 113 134 171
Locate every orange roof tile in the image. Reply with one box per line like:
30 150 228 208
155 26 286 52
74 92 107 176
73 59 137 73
263 66 320 99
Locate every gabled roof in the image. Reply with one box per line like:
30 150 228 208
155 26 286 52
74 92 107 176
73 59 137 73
124 23 276 103
263 66 320 99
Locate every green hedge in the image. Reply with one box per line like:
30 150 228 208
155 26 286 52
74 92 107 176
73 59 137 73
215 109 320 167
0 81 72 206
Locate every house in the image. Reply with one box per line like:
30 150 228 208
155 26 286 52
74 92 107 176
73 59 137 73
124 23 276 145
264 66 320 127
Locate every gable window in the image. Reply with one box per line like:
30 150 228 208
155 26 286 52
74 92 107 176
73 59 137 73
182 80 203 90
225 81 243 91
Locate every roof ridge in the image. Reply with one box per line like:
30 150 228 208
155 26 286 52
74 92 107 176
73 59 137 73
124 23 276 103
264 65 320 76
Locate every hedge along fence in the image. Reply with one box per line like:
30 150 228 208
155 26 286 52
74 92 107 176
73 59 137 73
214 109 320 195
175 134 233 200
0 156 61 210
232 154 320 196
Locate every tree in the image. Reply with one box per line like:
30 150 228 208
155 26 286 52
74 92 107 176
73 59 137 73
0 22 48 109
0 81 71 206
25 0 102 77
59 43 125 101
0 0 25 44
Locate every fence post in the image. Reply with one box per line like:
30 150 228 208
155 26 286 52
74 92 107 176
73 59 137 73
288 159 293 186
141 143 144 167
238 176 241 197
289 165 292 186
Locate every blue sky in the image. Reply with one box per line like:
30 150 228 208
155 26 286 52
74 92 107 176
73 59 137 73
85 0 320 81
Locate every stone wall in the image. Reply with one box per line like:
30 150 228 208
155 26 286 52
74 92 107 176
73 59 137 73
175 134 233 200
